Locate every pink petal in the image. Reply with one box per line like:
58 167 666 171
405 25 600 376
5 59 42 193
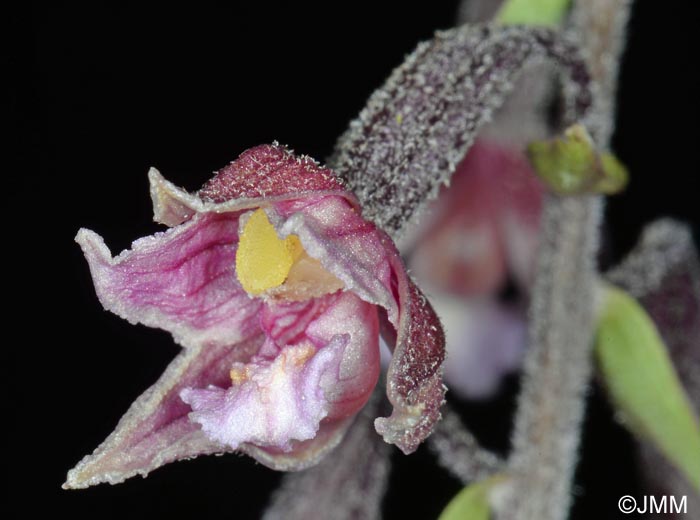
408 157 507 296
406 139 543 296
261 195 447 451
435 296 526 398
180 291 380 458
199 144 349 204
63 334 262 489
76 212 261 351
376 276 446 454
269 196 399 325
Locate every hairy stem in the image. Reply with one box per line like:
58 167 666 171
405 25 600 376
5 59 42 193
498 195 602 520
496 1 631 518
428 404 504 484
569 0 632 145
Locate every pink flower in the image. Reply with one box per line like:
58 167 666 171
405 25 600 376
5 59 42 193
409 139 543 297
405 139 543 398
65 144 445 488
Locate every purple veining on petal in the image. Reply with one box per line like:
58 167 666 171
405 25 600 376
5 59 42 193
264 195 446 450
270 196 399 326
180 291 380 452
76 212 262 351
70 144 447 483
259 298 332 357
63 334 262 489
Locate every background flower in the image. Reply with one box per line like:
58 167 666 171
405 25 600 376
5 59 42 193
402 139 542 398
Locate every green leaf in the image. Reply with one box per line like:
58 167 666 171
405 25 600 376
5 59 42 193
595 285 700 490
496 0 571 27
438 477 504 520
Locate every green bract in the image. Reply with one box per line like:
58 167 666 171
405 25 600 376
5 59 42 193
497 0 571 27
527 124 629 195
595 285 700 490
438 477 505 520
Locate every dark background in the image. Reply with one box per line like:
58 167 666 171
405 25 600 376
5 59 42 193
10 1 698 519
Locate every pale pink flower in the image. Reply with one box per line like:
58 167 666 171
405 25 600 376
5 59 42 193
65 144 445 489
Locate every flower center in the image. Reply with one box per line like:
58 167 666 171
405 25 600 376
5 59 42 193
236 208 344 300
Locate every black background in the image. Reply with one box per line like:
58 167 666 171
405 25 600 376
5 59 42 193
10 2 698 519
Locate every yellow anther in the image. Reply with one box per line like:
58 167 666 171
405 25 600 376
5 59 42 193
236 209 302 295
229 366 249 385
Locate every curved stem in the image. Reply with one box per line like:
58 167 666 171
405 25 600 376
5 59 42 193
428 404 504 484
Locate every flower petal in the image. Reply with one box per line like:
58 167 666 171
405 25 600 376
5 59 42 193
181 341 341 450
270 196 399 325
63 335 262 489
200 143 349 204
262 391 391 520
435 296 526 399
408 139 543 296
148 143 355 228
76 142 446 471
180 291 380 462
263 195 447 451
76 212 261 350
376 277 446 454
149 167 201 226
407 140 509 297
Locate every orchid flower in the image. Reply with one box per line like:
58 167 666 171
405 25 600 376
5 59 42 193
403 139 542 397
64 143 445 489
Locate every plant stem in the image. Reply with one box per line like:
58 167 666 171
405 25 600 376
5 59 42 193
428 404 504 484
569 0 632 146
497 195 602 520
495 1 631 518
